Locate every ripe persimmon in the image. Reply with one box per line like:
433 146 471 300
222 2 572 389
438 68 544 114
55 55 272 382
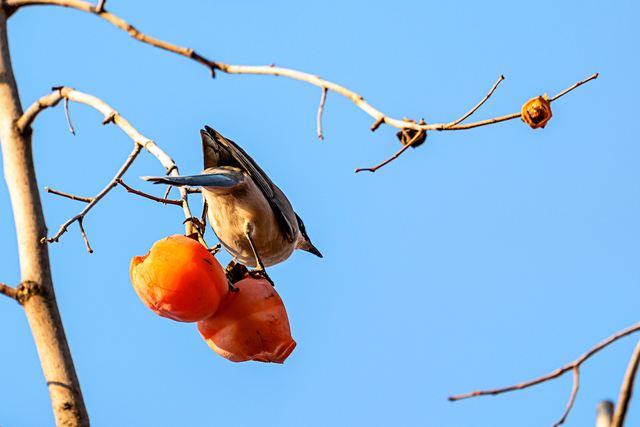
130 234 228 323
197 276 296 363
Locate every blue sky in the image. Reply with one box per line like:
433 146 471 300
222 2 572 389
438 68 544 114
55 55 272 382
1 1 639 426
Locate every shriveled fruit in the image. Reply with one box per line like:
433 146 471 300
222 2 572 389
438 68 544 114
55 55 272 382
197 276 296 363
521 93 552 129
130 234 228 323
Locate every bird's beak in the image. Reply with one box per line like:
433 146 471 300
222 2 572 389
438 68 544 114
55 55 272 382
302 241 323 258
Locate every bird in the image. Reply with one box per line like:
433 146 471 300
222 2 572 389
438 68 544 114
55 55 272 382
141 126 322 284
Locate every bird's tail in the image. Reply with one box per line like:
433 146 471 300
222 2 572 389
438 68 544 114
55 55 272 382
140 173 238 188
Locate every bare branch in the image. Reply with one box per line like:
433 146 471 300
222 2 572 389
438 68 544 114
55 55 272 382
354 129 424 173
370 116 384 132
551 73 599 102
0 282 19 300
45 187 92 203
64 97 75 135
317 88 327 140
77 217 92 253
116 178 182 206
15 90 62 133
552 366 579 427
6 1 597 138
444 75 505 128
42 143 143 244
441 111 522 131
449 322 640 425
449 321 640 399
0 9 89 424
163 185 172 200
20 87 200 242
611 336 640 427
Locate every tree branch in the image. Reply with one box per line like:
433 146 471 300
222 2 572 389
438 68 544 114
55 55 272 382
45 187 93 203
20 87 200 246
0 8 89 426
611 336 640 427
6 1 597 138
444 75 504 128
317 88 327 140
42 143 143 245
449 321 640 424
0 282 19 300
116 178 182 206
354 129 425 173
553 366 579 427
16 89 63 133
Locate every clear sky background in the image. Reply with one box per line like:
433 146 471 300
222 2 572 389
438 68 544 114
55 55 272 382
1 1 639 426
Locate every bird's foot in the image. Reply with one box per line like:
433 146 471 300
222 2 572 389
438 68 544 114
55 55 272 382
208 243 222 255
227 279 239 292
248 268 275 287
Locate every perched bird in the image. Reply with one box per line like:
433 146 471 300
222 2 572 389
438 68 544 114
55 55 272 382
142 126 322 283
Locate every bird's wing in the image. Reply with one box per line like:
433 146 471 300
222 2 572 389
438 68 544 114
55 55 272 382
141 171 240 188
203 126 295 242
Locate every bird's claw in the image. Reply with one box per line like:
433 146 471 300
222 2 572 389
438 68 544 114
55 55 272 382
227 279 239 292
248 268 275 287
208 243 222 255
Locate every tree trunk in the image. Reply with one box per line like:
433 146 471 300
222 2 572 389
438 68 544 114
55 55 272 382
0 6 89 427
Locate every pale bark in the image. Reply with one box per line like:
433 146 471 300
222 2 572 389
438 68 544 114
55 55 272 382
0 6 89 427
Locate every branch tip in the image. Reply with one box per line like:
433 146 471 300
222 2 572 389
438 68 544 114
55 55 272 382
64 98 75 135
317 88 327 140
78 218 93 253
101 112 115 125
370 116 385 132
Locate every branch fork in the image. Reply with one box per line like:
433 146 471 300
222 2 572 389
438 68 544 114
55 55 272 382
19 86 200 251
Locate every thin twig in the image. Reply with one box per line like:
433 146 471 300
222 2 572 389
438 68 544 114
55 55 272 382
163 185 172 200
42 143 143 244
317 88 327 140
550 73 599 102
611 336 640 427
6 1 597 136
21 87 200 242
354 129 425 173
116 178 182 206
440 112 522 131
45 187 93 203
370 116 384 132
0 282 19 300
445 75 505 128
552 366 579 427
449 321 640 401
64 97 75 135
77 217 93 253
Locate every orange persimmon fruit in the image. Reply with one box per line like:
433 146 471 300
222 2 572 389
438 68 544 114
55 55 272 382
197 276 296 363
130 234 228 323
